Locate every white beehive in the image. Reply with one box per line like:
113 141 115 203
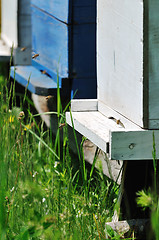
66 0 159 160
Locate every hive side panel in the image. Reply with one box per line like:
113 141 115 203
31 0 69 23
148 0 159 129
31 6 69 79
97 0 144 127
1 0 18 47
18 0 32 48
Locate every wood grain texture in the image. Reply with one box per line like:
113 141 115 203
97 0 144 127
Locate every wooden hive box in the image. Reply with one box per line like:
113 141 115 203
11 0 97 99
0 0 31 63
66 0 159 160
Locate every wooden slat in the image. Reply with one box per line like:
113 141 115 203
66 110 159 160
66 111 139 153
110 130 159 160
148 0 159 129
71 99 98 112
10 66 58 95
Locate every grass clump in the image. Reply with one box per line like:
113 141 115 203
0 70 125 239
136 132 159 240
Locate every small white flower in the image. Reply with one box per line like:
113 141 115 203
32 171 38 178
54 161 59 168
42 198 46 203
10 187 15 192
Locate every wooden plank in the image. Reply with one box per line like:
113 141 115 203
148 0 159 129
97 0 144 127
66 111 139 153
1 0 18 47
66 111 108 152
10 66 58 95
71 99 98 112
110 130 159 160
31 6 69 79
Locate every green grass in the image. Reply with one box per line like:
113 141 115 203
0 70 131 239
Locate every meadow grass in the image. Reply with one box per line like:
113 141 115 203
0 69 132 239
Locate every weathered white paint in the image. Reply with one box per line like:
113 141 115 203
66 109 140 154
110 130 159 160
71 99 98 112
98 101 141 130
97 0 144 127
148 0 159 129
1 0 18 48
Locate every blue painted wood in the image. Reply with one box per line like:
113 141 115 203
72 0 96 24
12 0 97 99
31 60 62 87
31 6 69 79
31 4 96 79
71 78 97 99
31 0 96 24
11 66 58 95
72 23 96 79
31 0 70 23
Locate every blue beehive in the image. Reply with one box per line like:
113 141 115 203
11 0 97 99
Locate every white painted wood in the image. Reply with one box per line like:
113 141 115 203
66 111 140 153
66 111 108 152
1 0 18 48
97 0 144 127
98 101 141 130
110 130 159 160
71 99 98 112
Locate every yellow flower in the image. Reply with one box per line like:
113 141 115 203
9 116 15 123
24 124 32 131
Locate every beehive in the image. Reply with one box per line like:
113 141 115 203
66 0 159 160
